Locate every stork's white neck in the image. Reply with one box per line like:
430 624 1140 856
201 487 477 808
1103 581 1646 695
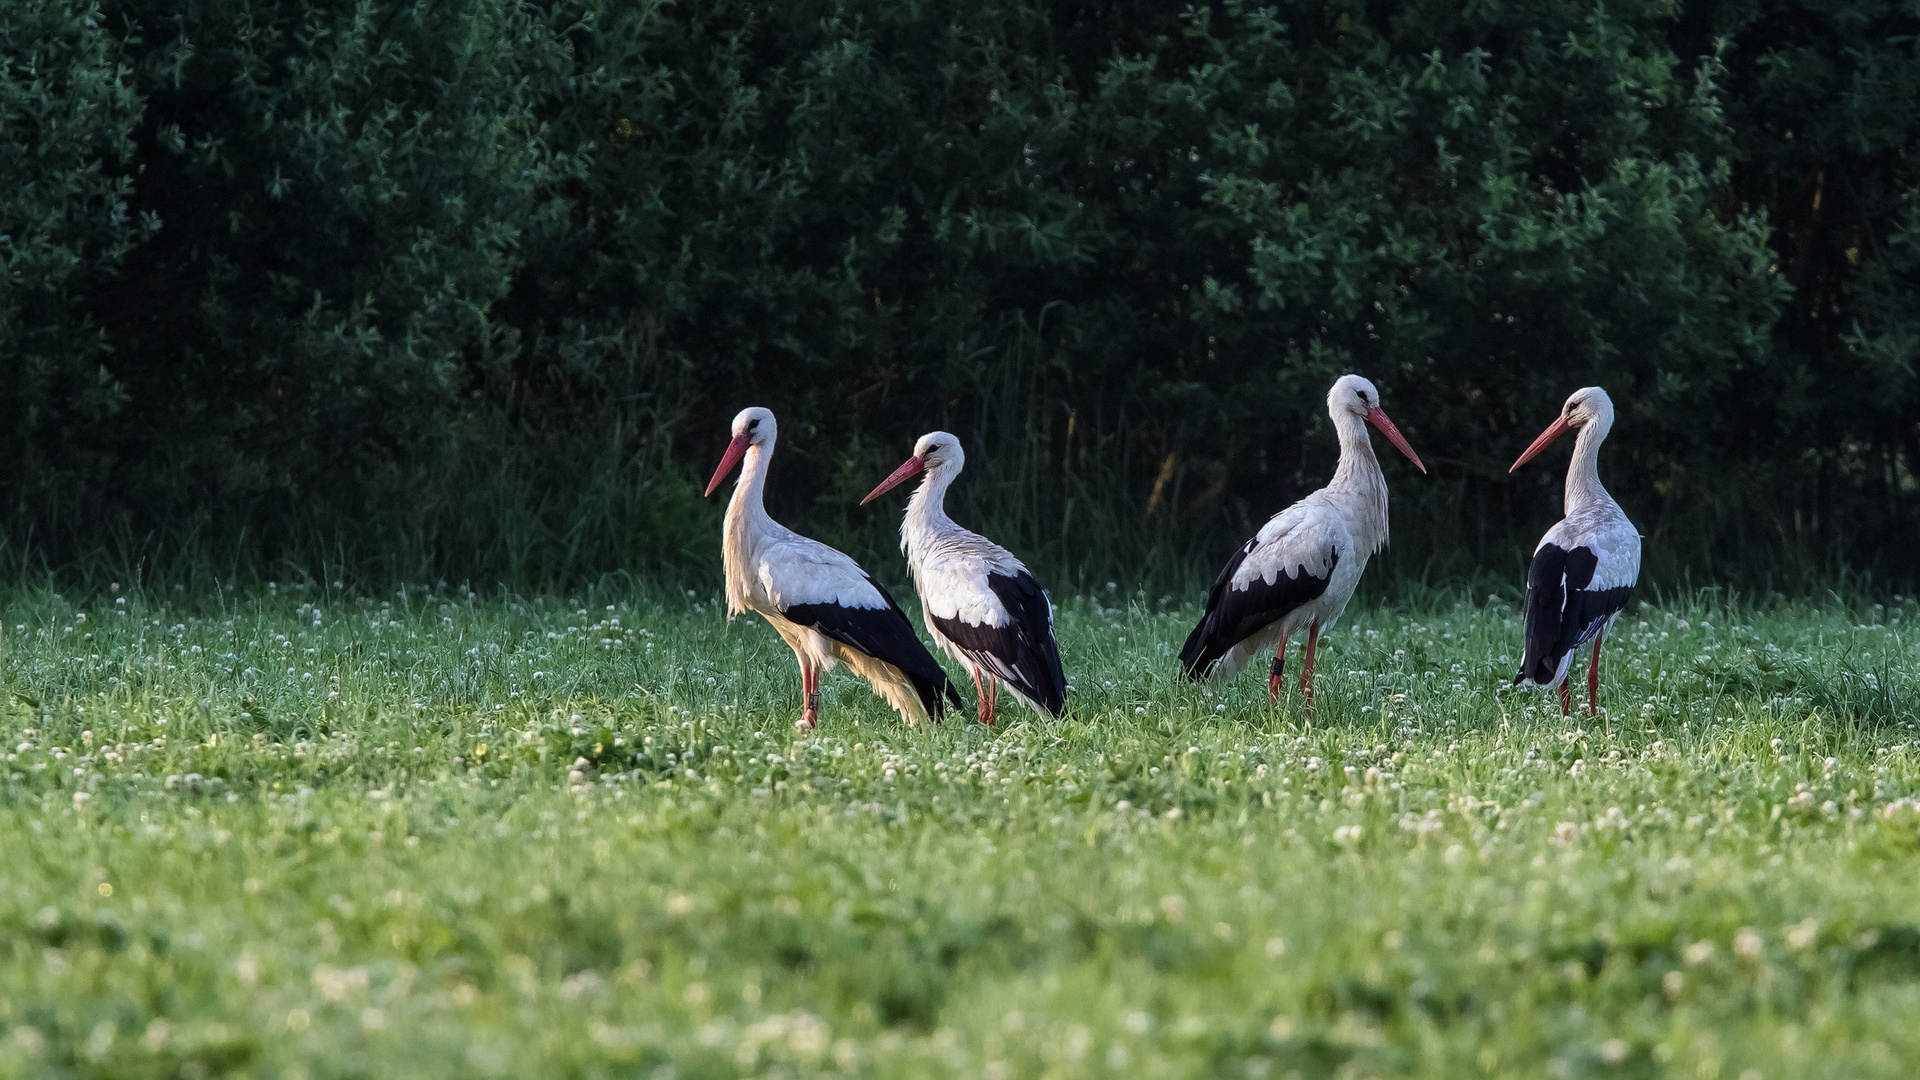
1327 409 1390 555
1563 412 1615 516
723 440 777 615
726 442 775 528
902 462 961 553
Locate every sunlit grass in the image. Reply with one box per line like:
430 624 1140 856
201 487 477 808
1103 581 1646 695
1 581 1917 1078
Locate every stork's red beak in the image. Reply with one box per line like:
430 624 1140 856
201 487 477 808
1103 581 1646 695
704 433 751 497
1510 415 1572 473
861 455 926 505
1364 407 1426 474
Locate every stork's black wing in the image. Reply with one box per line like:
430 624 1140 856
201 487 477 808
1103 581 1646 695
930 571 1067 716
784 583 963 718
1179 539 1336 679
1514 543 1633 686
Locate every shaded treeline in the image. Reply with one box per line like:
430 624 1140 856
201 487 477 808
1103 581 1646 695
2 0 1915 594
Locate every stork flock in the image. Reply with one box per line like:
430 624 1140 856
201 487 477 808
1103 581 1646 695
705 376 1640 728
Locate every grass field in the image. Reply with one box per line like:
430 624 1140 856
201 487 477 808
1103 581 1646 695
1 579 1918 1079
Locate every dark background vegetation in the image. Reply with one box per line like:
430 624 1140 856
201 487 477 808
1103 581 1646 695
3 0 1916 595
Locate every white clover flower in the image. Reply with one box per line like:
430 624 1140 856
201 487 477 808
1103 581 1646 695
1786 919 1819 950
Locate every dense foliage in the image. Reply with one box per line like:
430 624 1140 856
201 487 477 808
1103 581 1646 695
2 0 1915 589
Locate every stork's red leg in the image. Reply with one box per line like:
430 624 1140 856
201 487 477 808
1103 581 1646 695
971 668 998 726
1298 622 1320 715
1558 680 1571 717
801 663 820 727
1296 622 1320 691
1587 630 1604 717
1268 637 1287 704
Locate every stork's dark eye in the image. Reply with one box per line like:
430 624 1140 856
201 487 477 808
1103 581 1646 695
747 419 760 430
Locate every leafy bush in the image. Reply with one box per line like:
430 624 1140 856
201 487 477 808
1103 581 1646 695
1 0 1914 590
0 0 149 526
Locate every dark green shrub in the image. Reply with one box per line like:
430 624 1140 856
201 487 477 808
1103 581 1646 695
55 0 583 547
1 0 149 530
0 0 1913 591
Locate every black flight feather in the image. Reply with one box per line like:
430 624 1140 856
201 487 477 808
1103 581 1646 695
783 582 962 718
929 571 1068 717
1179 541 1336 680
1514 543 1633 686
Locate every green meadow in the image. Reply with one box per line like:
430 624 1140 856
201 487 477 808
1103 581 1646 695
2 582 1918 1079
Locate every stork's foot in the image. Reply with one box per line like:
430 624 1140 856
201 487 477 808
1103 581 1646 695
801 689 820 728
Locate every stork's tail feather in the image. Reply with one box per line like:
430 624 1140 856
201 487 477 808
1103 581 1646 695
905 668 963 721
1512 651 1569 690
1031 678 1065 718
988 678 1064 719
1177 622 1216 682
839 650 958 725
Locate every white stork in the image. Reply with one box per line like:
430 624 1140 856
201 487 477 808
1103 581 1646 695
705 407 962 727
1180 375 1426 710
861 432 1067 725
1509 386 1640 716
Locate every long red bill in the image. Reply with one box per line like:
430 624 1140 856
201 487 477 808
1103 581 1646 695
1364 407 1427 474
704 433 751 497
1509 415 1572 473
861 455 926 505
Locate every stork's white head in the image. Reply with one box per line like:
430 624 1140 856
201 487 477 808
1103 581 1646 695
861 431 964 505
731 406 776 445
912 431 965 473
1558 386 1615 430
705 407 776 497
1510 387 1614 473
1328 374 1383 418
1328 374 1426 473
